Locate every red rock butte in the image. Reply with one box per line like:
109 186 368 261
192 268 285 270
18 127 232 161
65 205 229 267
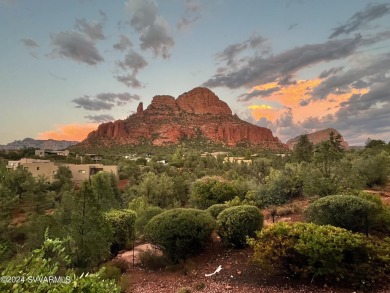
286 128 349 150
81 87 286 149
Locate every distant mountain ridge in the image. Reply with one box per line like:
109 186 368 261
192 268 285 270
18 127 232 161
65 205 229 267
79 87 286 149
0 138 79 150
286 128 349 150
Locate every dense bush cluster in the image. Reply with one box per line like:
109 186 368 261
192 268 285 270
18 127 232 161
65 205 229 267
206 204 228 219
305 193 390 235
104 209 137 254
217 205 263 248
190 176 239 209
305 195 375 233
145 208 215 262
249 222 390 289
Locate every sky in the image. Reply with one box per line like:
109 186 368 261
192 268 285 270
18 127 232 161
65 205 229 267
1 0 390 146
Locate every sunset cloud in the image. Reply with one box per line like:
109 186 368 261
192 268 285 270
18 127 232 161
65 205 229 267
37 123 98 141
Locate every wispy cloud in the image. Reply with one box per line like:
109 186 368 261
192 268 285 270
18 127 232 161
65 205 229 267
177 0 202 31
238 87 280 102
113 35 133 51
115 48 148 88
73 92 140 111
329 3 390 38
85 114 114 123
205 35 362 89
75 18 106 41
126 0 174 58
48 31 104 65
20 38 38 48
48 13 106 65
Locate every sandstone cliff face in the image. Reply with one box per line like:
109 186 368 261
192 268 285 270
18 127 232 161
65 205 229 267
286 128 349 150
83 87 285 149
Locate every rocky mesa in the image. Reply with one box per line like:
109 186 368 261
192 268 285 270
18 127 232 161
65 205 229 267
81 87 285 149
286 128 349 150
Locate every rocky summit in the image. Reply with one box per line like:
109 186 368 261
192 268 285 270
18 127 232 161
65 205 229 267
81 87 285 149
286 128 349 150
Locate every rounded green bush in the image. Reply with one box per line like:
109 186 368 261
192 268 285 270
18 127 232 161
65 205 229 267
145 208 215 262
248 222 390 289
206 204 228 219
305 195 377 233
135 206 164 235
217 205 263 248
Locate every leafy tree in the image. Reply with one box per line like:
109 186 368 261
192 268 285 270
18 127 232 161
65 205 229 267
91 172 122 210
365 139 386 149
67 182 112 268
190 176 239 209
136 172 176 208
293 134 314 162
355 151 390 187
51 166 73 194
329 131 344 152
255 163 304 207
303 142 362 196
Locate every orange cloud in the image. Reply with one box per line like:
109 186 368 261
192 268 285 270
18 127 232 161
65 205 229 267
248 104 282 122
37 123 99 141
248 80 369 123
252 79 322 107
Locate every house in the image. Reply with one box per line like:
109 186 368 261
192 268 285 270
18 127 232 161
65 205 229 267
224 157 252 164
7 158 57 182
62 164 118 185
35 149 69 157
6 158 118 184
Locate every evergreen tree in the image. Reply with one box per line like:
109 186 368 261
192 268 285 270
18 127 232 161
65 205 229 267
293 134 314 162
69 182 112 268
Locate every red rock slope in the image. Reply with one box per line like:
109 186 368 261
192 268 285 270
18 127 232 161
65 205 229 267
81 87 285 149
286 128 349 150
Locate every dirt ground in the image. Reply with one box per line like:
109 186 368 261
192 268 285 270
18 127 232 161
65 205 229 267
123 240 382 293
119 192 390 293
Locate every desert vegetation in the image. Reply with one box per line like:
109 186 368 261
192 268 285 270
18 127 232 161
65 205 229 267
1 138 390 291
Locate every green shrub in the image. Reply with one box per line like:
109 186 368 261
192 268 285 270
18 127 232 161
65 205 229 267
206 204 228 219
190 176 238 209
101 264 122 281
248 222 390 289
104 209 137 254
135 206 164 235
145 208 215 262
353 191 390 234
305 195 377 233
217 205 263 248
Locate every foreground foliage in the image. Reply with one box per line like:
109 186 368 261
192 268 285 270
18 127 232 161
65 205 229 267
249 222 390 289
0 235 120 293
